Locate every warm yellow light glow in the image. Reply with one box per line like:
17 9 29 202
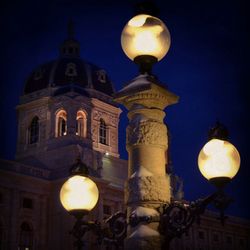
198 139 240 180
121 14 171 61
60 175 99 212
128 14 147 27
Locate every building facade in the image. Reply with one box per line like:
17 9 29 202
0 24 127 250
171 210 250 250
0 24 249 250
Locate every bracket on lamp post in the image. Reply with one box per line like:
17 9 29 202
64 146 236 249
69 211 127 250
68 188 232 250
159 190 233 249
117 190 232 250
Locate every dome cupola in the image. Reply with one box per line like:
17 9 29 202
59 19 80 58
23 21 115 97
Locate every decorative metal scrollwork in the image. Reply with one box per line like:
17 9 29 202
159 191 232 243
129 213 153 227
70 219 101 249
69 191 232 249
69 211 126 249
103 211 127 247
159 202 195 241
212 191 233 225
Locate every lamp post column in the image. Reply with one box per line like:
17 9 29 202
115 75 178 250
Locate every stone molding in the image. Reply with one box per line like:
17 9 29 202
117 86 179 110
93 110 118 127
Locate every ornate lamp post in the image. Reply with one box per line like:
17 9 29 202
60 158 127 249
115 7 241 250
60 161 99 215
59 4 240 250
116 10 179 250
60 159 99 249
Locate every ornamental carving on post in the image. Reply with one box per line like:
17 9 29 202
127 121 167 146
127 175 170 204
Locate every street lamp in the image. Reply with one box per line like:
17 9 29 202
121 14 171 73
60 174 99 215
198 122 240 188
60 158 127 250
59 158 99 249
116 3 241 250
59 3 241 250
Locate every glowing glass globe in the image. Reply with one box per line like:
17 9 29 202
198 139 240 181
60 175 99 213
121 14 171 61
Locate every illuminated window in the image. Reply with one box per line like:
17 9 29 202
56 110 67 137
29 116 39 144
19 222 33 250
99 119 107 145
76 110 87 137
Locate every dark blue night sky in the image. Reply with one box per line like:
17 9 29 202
0 0 249 219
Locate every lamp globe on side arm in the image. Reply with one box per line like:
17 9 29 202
60 158 99 219
198 122 240 189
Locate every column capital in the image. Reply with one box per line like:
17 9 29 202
114 74 179 110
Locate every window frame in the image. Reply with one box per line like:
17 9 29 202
55 109 67 137
99 118 108 145
76 110 87 137
28 116 39 144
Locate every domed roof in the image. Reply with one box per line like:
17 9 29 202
24 21 114 96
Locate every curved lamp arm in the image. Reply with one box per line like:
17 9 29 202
69 211 126 250
159 190 233 247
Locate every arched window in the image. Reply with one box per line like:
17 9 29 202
56 110 67 137
29 116 39 144
76 110 87 137
19 222 33 250
99 119 107 145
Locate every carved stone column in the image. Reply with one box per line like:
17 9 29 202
115 74 178 250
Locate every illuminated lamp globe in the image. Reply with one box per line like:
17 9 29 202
121 14 171 63
60 175 99 214
198 138 240 187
